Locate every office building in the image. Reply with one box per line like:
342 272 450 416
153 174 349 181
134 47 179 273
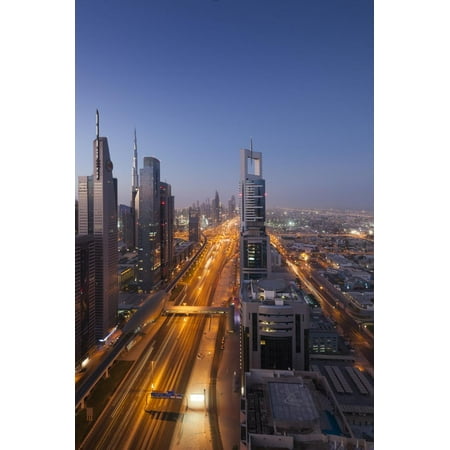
239 147 271 281
75 234 96 366
75 200 78 234
160 181 174 281
130 129 139 249
228 194 236 218
189 207 200 242
212 190 221 225
118 204 134 250
77 110 119 340
240 275 310 372
137 156 161 292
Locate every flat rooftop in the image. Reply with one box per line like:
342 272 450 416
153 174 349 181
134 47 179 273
241 270 307 305
268 381 319 424
244 369 373 449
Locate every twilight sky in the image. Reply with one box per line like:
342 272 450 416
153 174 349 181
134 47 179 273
76 0 373 211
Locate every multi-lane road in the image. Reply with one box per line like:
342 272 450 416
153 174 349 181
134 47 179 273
78 220 238 449
271 233 374 368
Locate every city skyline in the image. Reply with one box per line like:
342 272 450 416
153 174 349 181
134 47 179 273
76 0 374 211
4 1 449 448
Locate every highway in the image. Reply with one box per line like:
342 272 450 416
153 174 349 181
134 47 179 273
270 234 374 368
79 219 239 449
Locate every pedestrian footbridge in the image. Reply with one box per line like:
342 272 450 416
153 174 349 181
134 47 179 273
163 304 235 331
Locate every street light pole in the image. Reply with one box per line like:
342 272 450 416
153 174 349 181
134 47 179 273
151 360 155 391
204 388 207 416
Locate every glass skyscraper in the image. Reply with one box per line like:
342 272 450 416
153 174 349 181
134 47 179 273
137 157 161 292
239 148 271 281
77 112 118 340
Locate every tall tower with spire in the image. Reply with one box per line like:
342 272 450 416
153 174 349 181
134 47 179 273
130 129 139 249
132 129 139 192
78 110 119 340
137 156 161 292
239 144 271 281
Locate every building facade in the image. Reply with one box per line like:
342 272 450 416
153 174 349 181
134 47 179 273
240 277 310 372
77 111 119 340
130 129 139 249
188 207 200 242
118 204 134 250
137 156 161 292
212 190 221 225
160 181 174 281
239 148 271 281
75 234 96 366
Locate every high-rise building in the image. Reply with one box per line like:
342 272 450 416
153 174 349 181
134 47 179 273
228 194 236 218
130 129 139 249
75 234 96 366
75 199 79 234
160 181 174 281
77 110 119 340
118 204 134 250
189 207 200 242
239 147 271 281
137 156 161 292
239 146 309 375
212 190 221 225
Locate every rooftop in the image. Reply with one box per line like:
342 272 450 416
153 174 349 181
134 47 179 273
242 270 307 305
268 381 319 424
244 369 373 449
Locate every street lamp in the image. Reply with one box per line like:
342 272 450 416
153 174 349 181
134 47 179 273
151 360 155 391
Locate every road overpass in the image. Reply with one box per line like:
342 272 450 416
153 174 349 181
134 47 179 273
163 305 235 332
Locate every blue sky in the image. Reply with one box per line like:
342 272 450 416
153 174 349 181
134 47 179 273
4 3 450 446
76 0 373 210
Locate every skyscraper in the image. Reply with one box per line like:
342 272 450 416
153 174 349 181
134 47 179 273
238 146 309 374
239 147 271 281
118 204 134 250
228 194 236 219
130 129 139 249
160 181 174 281
212 190 221 225
78 110 119 340
75 234 96 365
189 207 200 242
137 156 161 292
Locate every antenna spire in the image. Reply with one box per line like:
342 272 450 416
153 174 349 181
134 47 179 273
132 128 139 190
96 109 99 138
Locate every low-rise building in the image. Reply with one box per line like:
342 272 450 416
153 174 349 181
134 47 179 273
241 369 372 449
326 254 355 269
309 311 339 354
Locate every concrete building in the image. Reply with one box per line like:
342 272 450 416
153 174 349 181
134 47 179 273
240 275 310 372
75 234 96 366
137 156 161 292
77 110 119 340
241 369 372 449
309 358 374 443
343 292 374 321
309 310 339 354
239 147 271 281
